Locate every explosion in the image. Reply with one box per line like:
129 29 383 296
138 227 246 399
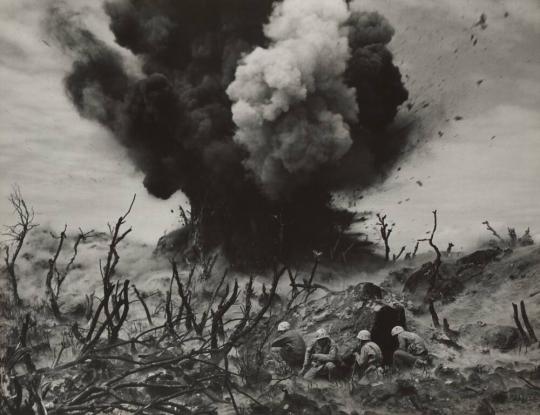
227 0 357 198
46 0 408 264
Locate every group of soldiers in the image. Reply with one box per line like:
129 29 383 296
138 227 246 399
270 321 428 381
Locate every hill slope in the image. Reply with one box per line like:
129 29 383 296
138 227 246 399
1 226 539 414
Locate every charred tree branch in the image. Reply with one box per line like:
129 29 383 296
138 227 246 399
132 284 153 326
2 186 38 305
512 302 531 346
520 300 538 343
376 213 393 262
429 300 440 328
482 221 503 241
418 210 442 299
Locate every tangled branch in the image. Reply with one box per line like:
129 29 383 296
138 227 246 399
2 186 39 305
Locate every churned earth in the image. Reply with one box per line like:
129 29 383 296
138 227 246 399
1 222 539 414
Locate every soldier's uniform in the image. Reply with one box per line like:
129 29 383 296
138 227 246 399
355 340 383 379
271 330 306 368
303 336 339 380
393 330 428 368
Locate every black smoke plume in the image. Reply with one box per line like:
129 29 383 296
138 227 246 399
46 0 408 265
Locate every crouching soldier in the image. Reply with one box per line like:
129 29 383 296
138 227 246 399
354 330 383 382
391 326 428 369
270 321 306 370
301 328 338 380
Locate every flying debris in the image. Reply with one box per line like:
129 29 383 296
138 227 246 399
472 13 488 30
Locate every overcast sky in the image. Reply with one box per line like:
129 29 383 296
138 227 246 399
349 0 540 252
0 0 538 253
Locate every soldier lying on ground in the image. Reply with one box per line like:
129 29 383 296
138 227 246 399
270 321 306 370
301 328 339 380
354 330 383 382
391 325 428 369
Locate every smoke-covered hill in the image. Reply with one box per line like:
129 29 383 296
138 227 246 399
1 216 539 414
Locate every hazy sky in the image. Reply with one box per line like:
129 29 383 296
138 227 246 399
0 0 538 253
0 0 187 242
349 0 540 252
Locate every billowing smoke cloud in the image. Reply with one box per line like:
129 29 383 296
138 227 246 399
347 9 395 49
45 6 130 131
46 0 409 264
345 5 408 129
227 0 356 198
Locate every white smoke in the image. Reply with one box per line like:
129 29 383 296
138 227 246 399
226 0 358 198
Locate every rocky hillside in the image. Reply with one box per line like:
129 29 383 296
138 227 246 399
262 243 540 414
1 225 539 414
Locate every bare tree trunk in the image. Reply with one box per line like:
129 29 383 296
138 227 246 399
132 284 153 326
412 241 419 258
45 225 67 319
5 260 21 305
109 280 130 343
513 302 530 346
376 213 393 262
393 246 406 262
20 313 36 373
520 300 538 342
419 210 442 299
482 221 503 241
3 187 39 305
429 300 440 328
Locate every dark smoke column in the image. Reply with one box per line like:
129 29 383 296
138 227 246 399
48 0 408 265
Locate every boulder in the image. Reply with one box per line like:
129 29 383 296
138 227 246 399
460 323 519 351
354 282 383 300
457 248 501 267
